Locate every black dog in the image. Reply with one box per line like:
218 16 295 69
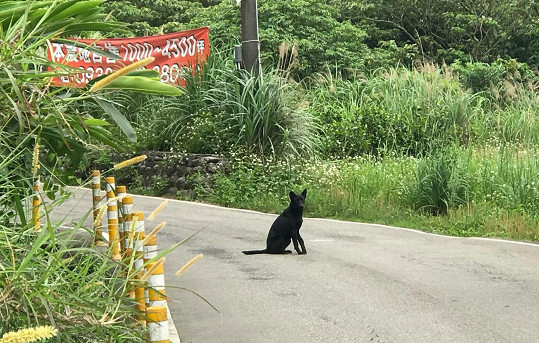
243 189 307 255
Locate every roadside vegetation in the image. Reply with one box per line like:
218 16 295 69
2 0 538 341
0 1 183 341
100 54 539 242
92 1 538 243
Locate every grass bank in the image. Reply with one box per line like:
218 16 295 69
185 145 539 242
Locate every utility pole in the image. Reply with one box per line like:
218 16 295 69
240 0 261 75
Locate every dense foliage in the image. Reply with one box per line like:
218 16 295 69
104 0 539 78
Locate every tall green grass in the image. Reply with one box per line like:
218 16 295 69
404 148 472 215
0 218 146 341
109 53 319 159
204 68 319 158
193 146 539 241
0 143 146 342
307 64 539 157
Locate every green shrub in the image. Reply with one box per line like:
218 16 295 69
113 53 320 160
309 65 487 157
452 60 506 92
492 87 539 145
0 1 185 339
404 149 472 215
475 146 539 214
452 59 538 93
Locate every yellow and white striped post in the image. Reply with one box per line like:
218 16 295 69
117 186 127 211
143 234 158 265
143 234 158 308
147 306 170 343
32 178 41 232
121 196 134 257
146 260 167 308
92 170 107 246
133 212 146 271
106 177 121 260
135 273 146 326
116 185 127 252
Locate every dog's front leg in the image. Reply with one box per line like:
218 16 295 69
298 234 307 254
291 232 306 255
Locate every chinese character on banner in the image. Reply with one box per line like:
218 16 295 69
47 27 210 87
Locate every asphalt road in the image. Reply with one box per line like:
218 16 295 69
54 188 539 343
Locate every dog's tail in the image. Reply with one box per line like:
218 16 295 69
242 249 268 255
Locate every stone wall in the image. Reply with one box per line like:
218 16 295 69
139 153 227 196
94 152 228 197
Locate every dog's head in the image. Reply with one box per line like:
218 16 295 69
289 189 307 210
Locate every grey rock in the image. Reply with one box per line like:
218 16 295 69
176 177 186 189
177 165 188 177
181 189 191 197
207 163 224 173
201 156 221 164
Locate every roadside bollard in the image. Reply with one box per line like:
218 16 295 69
92 170 107 246
117 186 127 253
126 212 143 300
146 260 167 308
32 178 41 232
135 273 146 326
117 186 127 219
106 177 121 260
121 196 133 257
143 234 158 308
147 306 170 343
143 234 158 265
133 212 146 271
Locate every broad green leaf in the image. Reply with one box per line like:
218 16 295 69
87 126 124 150
84 118 110 126
86 69 160 88
94 97 137 142
125 69 161 79
0 1 52 21
74 7 102 21
47 1 104 23
100 76 183 96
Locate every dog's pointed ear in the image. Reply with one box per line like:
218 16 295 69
289 191 296 200
302 189 307 197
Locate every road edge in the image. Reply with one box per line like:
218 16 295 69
66 186 538 248
112 188 539 249
167 306 181 343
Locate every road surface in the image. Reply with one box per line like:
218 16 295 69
54 188 539 343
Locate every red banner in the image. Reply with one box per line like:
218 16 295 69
47 27 210 87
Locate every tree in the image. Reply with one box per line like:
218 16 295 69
360 0 539 66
